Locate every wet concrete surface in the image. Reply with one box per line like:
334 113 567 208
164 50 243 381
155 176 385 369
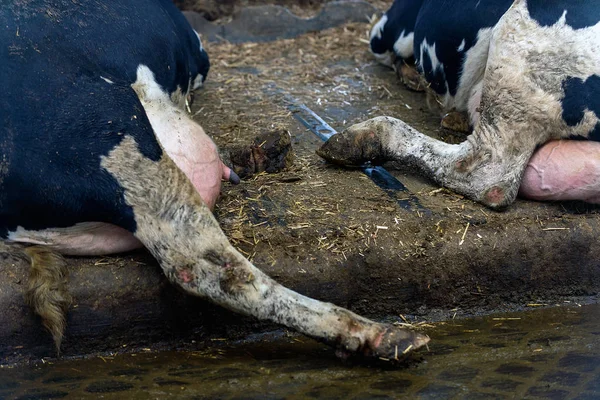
1 304 598 399
174 0 391 22
183 1 378 43
1 1 600 364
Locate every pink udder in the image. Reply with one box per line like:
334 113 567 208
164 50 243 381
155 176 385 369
519 140 600 204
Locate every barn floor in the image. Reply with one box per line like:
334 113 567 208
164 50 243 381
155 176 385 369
3 304 599 399
1 2 599 364
203 21 600 318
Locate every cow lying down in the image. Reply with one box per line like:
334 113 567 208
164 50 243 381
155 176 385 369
0 0 429 359
318 0 600 208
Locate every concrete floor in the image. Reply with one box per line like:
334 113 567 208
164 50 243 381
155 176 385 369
1 1 599 365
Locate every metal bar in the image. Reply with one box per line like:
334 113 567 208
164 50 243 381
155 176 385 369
287 103 337 141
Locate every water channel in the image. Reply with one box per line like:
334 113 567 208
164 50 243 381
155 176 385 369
1 304 598 399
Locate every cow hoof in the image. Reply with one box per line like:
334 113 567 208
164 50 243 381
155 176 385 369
367 326 430 361
441 111 470 133
396 61 425 92
334 325 429 362
317 129 387 167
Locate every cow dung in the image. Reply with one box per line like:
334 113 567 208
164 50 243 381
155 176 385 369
228 129 294 179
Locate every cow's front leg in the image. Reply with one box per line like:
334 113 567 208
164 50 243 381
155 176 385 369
317 116 534 208
102 136 429 360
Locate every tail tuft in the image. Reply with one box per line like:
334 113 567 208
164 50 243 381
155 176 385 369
23 246 71 355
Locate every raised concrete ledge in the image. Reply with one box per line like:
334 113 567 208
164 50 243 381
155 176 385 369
2 201 599 364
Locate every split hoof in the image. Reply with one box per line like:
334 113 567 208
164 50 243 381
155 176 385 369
369 326 430 361
395 60 425 92
334 325 430 362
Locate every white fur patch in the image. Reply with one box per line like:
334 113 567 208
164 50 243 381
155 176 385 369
131 65 192 149
454 27 494 114
370 15 394 67
192 73 205 90
132 64 189 109
419 39 449 95
372 51 394 68
131 65 171 103
393 30 415 59
370 14 388 41
194 30 204 52
419 39 443 75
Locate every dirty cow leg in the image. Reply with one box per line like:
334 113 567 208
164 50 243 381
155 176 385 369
102 137 429 359
317 115 534 208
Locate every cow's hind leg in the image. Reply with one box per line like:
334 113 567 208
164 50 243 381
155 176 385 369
102 136 429 360
370 1 422 92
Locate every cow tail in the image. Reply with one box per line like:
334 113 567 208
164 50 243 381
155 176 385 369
22 246 71 355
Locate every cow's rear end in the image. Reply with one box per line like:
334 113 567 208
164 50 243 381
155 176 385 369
0 0 429 360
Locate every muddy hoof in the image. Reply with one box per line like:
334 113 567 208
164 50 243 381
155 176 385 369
229 129 294 179
395 59 425 92
317 130 387 167
335 325 430 362
441 111 470 133
367 326 430 361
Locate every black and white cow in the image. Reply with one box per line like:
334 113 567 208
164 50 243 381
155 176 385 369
0 0 429 357
319 0 600 207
